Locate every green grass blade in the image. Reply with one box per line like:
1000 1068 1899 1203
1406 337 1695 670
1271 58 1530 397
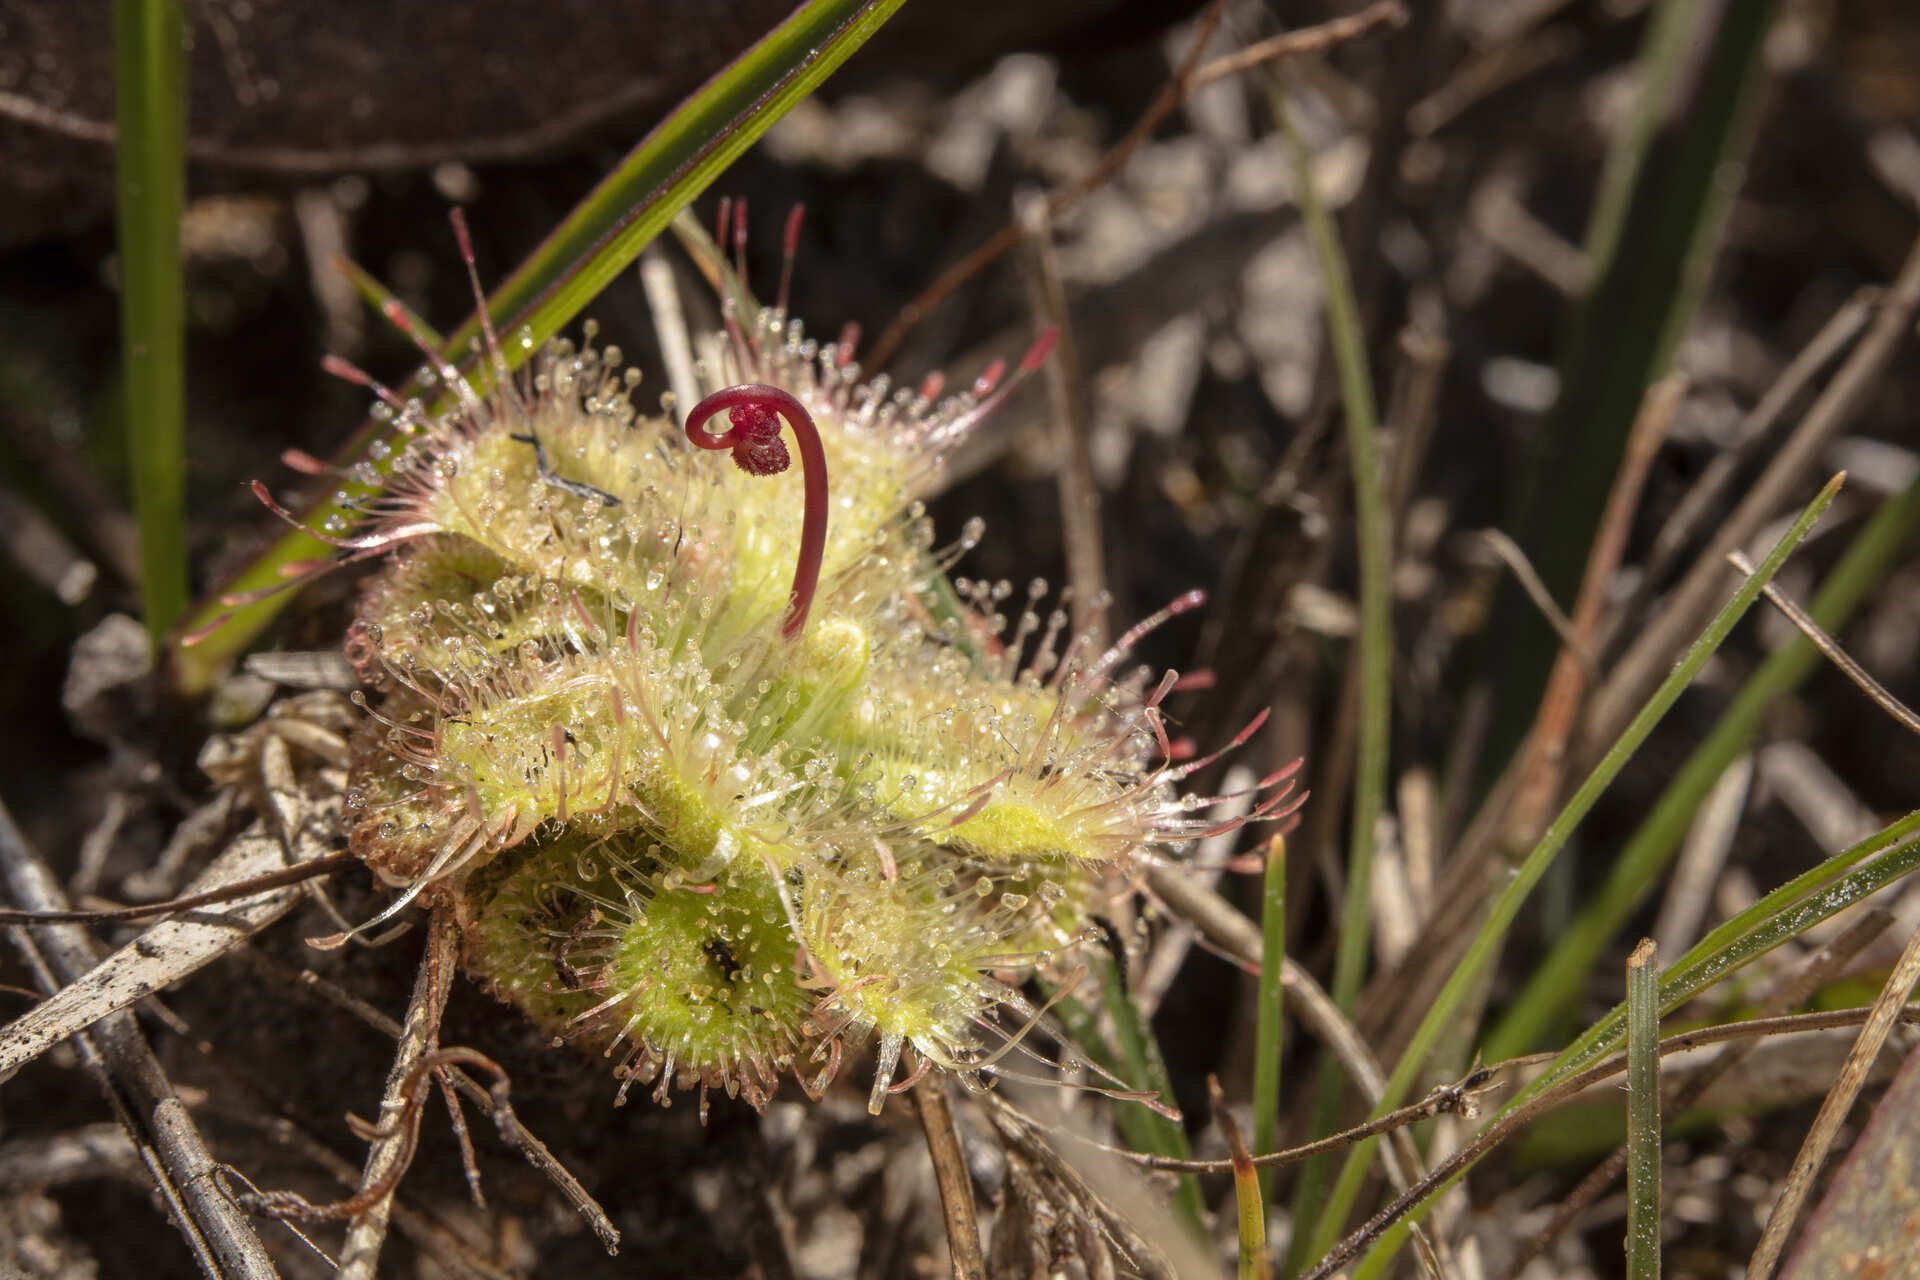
1625 939 1662 1280
1301 474 1841 1269
1535 812 1920 1101
1218 1079 1273 1280
171 0 910 690
1272 76 1392 1276
1487 472 1920 1059
1274 82 1390 1021
115 0 189 646
1092 952 1207 1233
1341 814 1920 1279
1049 971 1204 1236
1253 836 1287 1206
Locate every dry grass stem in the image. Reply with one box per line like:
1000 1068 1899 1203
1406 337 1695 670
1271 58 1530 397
1745 922 1920 1278
1650 754 1753 958
639 246 700 422
1620 287 1879 639
1588 231 1920 753
1505 373 1684 850
1018 194 1106 651
1477 529 1588 665
911 1079 986 1280
1730 549 1920 736
337 909 457 1279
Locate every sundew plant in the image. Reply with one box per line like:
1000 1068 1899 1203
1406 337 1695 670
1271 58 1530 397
247 207 1303 1120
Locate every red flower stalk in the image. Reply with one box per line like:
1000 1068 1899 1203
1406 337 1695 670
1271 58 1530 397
683 383 828 640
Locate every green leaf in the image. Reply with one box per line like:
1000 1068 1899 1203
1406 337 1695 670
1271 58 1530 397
171 0 911 691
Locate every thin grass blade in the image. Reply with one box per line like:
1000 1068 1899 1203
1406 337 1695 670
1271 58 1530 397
1336 811 1920 1278
1625 938 1662 1280
1253 834 1287 1206
1302 474 1841 1270
115 0 189 645
1487 471 1920 1060
1271 74 1393 1275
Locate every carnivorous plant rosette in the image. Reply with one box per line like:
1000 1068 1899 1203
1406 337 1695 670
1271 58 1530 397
258 208 1304 1116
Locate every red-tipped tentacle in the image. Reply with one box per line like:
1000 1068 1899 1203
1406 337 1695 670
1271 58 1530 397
683 383 829 640
320 353 407 413
777 204 805 317
942 325 1060 442
280 448 333 477
448 208 519 404
731 198 751 294
247 480 434 551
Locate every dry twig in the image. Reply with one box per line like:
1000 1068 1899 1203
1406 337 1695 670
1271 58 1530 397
912 1078 986 1280
337 908 458 1279
1730 549 1920 737
1018 193 1107 652
0 796 278 1278
240 946 622 1253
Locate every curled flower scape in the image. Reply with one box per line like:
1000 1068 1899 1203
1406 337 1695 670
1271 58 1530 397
682 383 827 639
297 206 1303 1119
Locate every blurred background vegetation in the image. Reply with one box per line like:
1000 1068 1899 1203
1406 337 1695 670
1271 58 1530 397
4 1 1920 1276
